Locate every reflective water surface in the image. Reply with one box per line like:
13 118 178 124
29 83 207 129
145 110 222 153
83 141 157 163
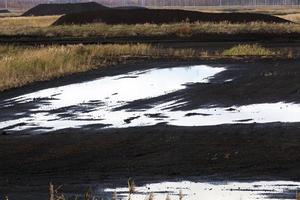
103 180 300 200
1 64 300 132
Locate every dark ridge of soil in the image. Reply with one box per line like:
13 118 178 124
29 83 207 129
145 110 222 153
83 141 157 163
53 9 290 25
0 9 10 13
22 2 109 16
113 6 148 10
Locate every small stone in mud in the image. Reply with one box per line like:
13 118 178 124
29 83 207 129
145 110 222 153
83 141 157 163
185 113 211 117
226 108 236 112
262 71 278 77
224 153 231 159
124 116 140 124
234 119 253 122
144 113 168 118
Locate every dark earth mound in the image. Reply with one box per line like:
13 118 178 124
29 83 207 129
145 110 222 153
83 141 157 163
22 2 109 16
114 6 148 10
53 9 290 25
0 9 10 13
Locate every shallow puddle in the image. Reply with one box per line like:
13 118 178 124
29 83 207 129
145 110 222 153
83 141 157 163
1 64 300 132
103 180 300 200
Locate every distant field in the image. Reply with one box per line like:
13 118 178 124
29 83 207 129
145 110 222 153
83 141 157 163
0 5 298 29
0 15 59 28
0 15 298 38
0 7 298 39
0 8 297 47
0 9 24 17
151 6 300 22
150 6 300 14
279 13 300 22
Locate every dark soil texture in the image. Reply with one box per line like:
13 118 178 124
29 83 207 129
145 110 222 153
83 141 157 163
1 123 300 200
113 6 148 10
0 9 10 13
1 35 300 47
1 57 300 199
53 9 290 25
22 2 109 16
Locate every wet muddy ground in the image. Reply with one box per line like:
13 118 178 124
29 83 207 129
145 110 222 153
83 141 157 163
1 59 300 133
2 123 300 199
1 58 300 199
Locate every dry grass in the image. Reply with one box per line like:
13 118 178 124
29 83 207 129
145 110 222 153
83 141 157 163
0 15 59 29
47 181 186 200
0 15 298 37
179 190 183 200
8 181 300 200
146 193 155 200
297 191 300 200
222 44 277 56
0 11 299 38
0 43 286 92
128 177 136 194
0 44 201 91
279 13 300 23
152 6 300 15
165 194 171 200
112 191 117 200
0 44 150 91
49 183 65 200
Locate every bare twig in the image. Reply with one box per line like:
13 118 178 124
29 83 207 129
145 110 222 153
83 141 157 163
128 178 135 194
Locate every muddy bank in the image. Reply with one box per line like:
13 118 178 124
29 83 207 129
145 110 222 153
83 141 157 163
1 33 300 45
1 123 300 198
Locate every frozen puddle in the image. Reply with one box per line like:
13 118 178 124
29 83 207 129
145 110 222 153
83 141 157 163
103 180 300 200
1 64 300 132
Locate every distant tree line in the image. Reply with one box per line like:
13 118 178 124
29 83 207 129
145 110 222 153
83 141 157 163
1 0 300 10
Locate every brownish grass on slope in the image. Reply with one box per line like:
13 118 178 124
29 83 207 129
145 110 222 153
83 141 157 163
0 43 282 92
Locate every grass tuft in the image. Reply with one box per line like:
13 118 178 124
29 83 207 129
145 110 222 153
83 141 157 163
128 177 136 194
146 192 155 200
0 44 153 91
166 194 171 200
49 182 65 200
222 44 277 57
179 190 183 200
112 191 117 200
